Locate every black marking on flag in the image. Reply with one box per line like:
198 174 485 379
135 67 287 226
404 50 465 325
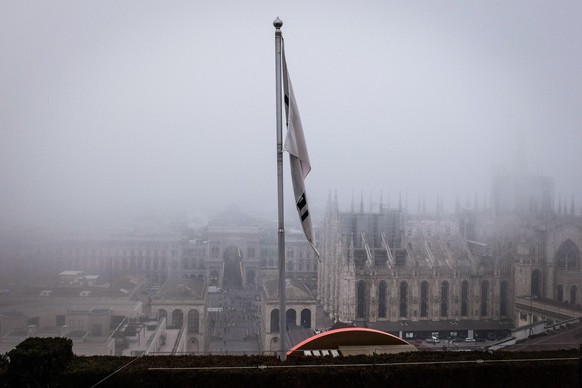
284 94 289 106
297 194 307 211
297 194 309 222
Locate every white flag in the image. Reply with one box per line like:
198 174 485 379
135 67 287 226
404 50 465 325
282 47 319 257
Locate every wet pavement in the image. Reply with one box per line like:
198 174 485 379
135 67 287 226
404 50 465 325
206 287 262 355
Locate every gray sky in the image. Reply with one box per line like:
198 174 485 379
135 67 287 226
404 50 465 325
1 1 581 229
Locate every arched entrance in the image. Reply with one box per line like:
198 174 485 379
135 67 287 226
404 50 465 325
286 309 296 327
531 269 542 298
399 281 408 318
270 309 279 332
500 281 509 316
210 271 219 286
223 246 243 289
301 309 311 328
172 309 184 327
246 269 256 287
356 281 366 318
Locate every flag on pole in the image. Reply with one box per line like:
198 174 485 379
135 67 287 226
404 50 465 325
282 44 319 258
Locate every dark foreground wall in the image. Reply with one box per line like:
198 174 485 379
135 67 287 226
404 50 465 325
1 342 579 388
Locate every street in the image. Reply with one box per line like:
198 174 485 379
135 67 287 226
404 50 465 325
206 287 262 355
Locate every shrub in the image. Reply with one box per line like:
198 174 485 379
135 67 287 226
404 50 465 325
7 337 73 386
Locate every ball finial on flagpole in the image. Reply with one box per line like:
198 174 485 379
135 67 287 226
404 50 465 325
273 17 283 29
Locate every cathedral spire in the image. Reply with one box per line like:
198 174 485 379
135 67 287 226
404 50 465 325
379 191 383 214
474 192 478 211
326 190 333 214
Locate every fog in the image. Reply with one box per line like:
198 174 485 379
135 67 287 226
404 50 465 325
2 1 582 230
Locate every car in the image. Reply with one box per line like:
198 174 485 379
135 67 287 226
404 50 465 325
464 338 476 342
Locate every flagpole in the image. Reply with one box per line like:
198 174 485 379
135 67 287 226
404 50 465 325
273 16 287 361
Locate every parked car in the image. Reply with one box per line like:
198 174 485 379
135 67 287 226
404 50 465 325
427 337 440 344
464 338 476 342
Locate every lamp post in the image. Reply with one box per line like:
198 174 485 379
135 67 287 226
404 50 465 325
530 295 533 325
529 294 537 336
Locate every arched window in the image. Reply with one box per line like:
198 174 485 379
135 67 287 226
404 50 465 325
356 281 366 319
441 281 449 317
481 281 489 316
531 269 542 298
420 281 429 318
378 281 387 318
461 281 469 317
500 281 509 316
556 239 580 270
301 309 311 328
571 285 578 305
172 309 184 327
399 281 408 318
557 285 564 302
286 309 296 327
188 309 199 333
158 309 167 322
270 309 279 333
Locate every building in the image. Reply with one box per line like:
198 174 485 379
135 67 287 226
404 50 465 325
0 274 161 356
149 277 206 354
317 184 582 340
260 269 316 354
37 206 317 295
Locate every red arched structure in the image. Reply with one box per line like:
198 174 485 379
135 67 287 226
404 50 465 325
287 327 417 356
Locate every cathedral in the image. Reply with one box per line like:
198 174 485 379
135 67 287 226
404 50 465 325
317 172 582 336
